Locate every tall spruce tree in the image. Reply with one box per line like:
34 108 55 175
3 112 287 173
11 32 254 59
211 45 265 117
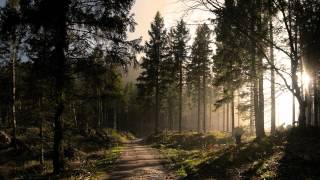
169 19 189 132
137 12 171 133
212 0 269 137
187 23 212 133
0 0 21 150
213 0 246 134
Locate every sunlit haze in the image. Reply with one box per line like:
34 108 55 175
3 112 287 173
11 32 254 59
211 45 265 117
1 0 319 179
130 0 299 130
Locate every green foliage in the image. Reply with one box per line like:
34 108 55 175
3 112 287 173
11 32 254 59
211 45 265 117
147 130 320 179
154 129 320 179
186 23 212 97
137 12 172 103
89 146 123 177
168 19 190 85
147 131 232 150
147 131 233 177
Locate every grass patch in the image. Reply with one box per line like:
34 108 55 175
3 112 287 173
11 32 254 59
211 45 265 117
150 128 320 179
95 146 123 170
147 130 233 178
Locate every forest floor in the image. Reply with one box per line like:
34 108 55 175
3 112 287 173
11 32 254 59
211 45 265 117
105 139 179 180
0 127 133 179
147 128 320 180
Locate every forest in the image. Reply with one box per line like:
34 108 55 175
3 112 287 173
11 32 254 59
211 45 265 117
0 0 320 179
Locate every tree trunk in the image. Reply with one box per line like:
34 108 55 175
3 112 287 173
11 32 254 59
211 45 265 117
39 99 44 165
257 0 265 138
197 78 201 133
10 32 17 150
298 100 307 127
252 48 265 138
106 110 109 128
237 90 240 127
223 104 225 132
250 86 254 135
53 0 69 174
113 108 117 130
313 71 319 127
209 91 212 130
292 91 296 125
253 77 261 137
72 102 77 128
258 62 265 137
227 102 229 132
269 1 276 133
53 102 65 174
179 59 183 133
97 89 101 129
231 93 235 133
168 98 173 130
203 74 206 133
217 107 220 131
155 42 160 134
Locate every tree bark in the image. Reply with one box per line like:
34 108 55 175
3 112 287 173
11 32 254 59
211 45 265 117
10 32 17 150
9 0 19 152
168 98 173 130
155 40 160 134
72 102 77 128
299 101 307 127
250 86 254 135
231 93 235 133
179 58 183 132
237 90 240 127
113 108 117 130
97 89 101 129
313 71 319 127
292 85 296 125
269 0 276 133
39 99 44 165
253 77 261 137
53 0 69 174
217 107 220 131
258 62 265 138
306 84 312 126
223 104 225 132
226 102 229 132
197 78 201 133
209 89 212 130
203 73 206 133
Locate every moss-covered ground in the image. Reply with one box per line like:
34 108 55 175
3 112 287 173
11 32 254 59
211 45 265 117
147 128 320 179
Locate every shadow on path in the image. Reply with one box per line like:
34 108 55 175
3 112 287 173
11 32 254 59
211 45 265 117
108 139 178 180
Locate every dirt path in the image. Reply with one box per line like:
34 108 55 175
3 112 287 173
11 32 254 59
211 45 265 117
108 139 178 180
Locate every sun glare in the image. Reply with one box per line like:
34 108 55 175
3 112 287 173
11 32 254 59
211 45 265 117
302 72 311 88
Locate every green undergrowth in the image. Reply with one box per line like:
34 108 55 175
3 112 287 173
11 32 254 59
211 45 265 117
146 130 233 150
83 145 123 179
149 128 320 179
0 126 133 179
146 130 234 177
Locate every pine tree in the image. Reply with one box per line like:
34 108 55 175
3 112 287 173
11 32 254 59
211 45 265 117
169 19 189 132
213 0 247 134
137 12 171 133
187 23 212 133
0 0 21 150
212 0 268 137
